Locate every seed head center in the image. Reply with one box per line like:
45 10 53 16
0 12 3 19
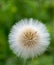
24 29 36 40
19 28 38 47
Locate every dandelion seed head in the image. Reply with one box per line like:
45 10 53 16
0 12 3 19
8 18 50 59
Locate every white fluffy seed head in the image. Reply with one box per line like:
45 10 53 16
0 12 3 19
8 18 50 59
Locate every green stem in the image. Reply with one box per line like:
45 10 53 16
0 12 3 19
23 59 27 65
32 58 35 65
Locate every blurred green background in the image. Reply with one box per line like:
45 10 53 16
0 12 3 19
0 0 54 65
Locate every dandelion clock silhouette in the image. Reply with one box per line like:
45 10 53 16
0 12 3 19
8 18 50 65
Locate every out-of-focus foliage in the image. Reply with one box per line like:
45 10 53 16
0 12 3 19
0 0 54 65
